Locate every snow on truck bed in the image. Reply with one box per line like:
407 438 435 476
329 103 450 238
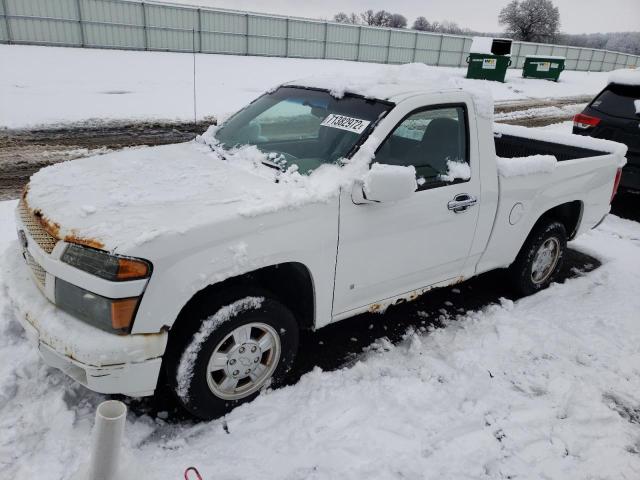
2 197 640 478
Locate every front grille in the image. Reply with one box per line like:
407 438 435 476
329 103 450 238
24 250 46 289
18 199 58 254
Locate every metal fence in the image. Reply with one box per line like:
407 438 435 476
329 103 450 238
1 0 638 72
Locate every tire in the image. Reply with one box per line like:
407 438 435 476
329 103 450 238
165 288 299 420
508 221 567 296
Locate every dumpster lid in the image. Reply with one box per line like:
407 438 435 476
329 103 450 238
525 55 566 60
470 37 512 56
470 37 494 54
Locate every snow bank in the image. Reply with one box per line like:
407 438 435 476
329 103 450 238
176 296 264 401
0 45 612 128
608 68 640 86
496 155 557 177
494 122 628 163
290 63 495 120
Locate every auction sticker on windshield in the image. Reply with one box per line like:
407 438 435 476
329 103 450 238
321 114 371 134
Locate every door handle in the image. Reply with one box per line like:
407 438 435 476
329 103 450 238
448 194 477 213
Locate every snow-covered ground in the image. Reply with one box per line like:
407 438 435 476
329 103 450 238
2 204 640 479
2 129 640 477
0 45 610 129
1 48 638 478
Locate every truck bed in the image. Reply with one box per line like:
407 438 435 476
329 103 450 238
494 132 607 161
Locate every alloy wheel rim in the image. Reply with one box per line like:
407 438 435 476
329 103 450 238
206 322 281 400
531 237 560 285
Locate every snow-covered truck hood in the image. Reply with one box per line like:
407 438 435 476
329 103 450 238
23 140 329 252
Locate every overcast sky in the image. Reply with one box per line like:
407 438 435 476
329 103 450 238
166 0 639 34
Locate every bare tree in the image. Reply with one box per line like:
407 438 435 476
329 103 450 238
360 9 377 26
360 10 399 27
389 13 407 28
499 0 560 42
333 12 359 24
412 16 431 31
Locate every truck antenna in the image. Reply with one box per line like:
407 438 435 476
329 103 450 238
192 28 197 127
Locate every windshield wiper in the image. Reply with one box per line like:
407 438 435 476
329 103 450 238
260 159 285 172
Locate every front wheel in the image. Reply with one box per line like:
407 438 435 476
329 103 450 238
165 291 299 420
509 221 567 296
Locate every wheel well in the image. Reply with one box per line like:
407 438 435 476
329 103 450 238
174 262 315 332
533 200 583 240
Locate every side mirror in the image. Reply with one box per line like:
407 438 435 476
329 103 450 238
361 163 417 203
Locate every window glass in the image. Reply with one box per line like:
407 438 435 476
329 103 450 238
375 106 469 188
591 84 640 119
214 87 391 174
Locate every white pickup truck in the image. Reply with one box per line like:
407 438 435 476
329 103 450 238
7 75 626 419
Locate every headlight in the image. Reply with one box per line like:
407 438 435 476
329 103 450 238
55 279 139 333
61 244 151 281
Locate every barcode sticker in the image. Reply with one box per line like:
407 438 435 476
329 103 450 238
320 114 370 134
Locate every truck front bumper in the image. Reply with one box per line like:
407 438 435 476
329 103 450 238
4 243 168 397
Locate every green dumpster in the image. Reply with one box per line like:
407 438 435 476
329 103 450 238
523 56 565 82
466 37 513 83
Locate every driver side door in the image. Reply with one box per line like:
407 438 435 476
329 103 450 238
332 103 481 317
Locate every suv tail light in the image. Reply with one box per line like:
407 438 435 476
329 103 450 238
611 168 622 203
573 113 601 130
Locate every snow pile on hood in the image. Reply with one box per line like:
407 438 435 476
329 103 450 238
494 123 628 165
496 155 557 177
608 68 640 86
288 63 495 120
24 133 378 251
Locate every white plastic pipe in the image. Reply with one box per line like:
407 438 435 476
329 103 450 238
87 400 127 480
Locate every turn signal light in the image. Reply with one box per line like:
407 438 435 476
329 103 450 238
117 258 150 280
573 113 601 129
111 297 140 330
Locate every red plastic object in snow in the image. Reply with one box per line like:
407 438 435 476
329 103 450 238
184 467 203 480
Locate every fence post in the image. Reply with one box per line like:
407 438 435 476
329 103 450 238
436 34 443 66
197 8 201 53
75 0 85 47
284 17 289 57
322 21 327 59
385 29 391 64
587 49 595 72
355 25 361 62
1 0 12 44
411 31 418 63
141 2 148 50
245 13 249 55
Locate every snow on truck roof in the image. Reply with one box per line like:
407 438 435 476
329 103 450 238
285 63 494 119
608 68 640 87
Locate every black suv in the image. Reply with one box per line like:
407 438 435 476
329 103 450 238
573 82 640 192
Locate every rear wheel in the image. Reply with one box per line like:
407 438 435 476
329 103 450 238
509 221 567 296
165 289 299 420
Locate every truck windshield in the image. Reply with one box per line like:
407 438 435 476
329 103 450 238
214 87 392 173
